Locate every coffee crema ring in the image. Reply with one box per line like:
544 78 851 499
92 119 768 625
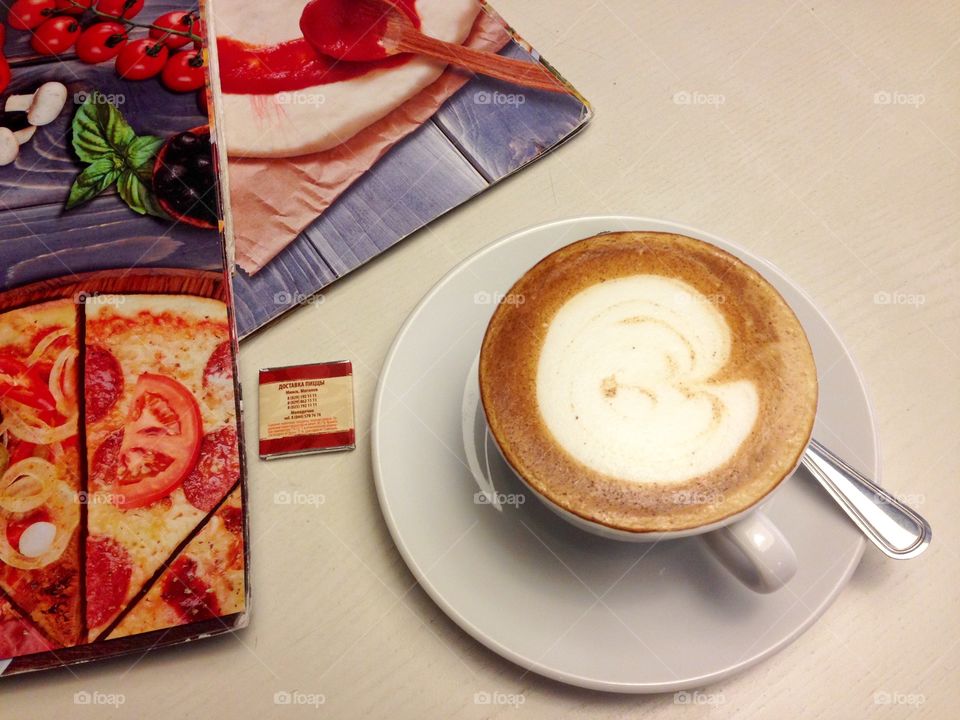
479 232 818 533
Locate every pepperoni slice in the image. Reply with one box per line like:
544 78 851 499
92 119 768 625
86 535 132 630
85 345 123 423
0 617 52 658
161 556 220 622
182 427 240 512
90 429 123 490
203 341 233 387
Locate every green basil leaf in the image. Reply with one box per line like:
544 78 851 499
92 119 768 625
65 157 122 210
71 97 136 163
125 135 164 177
117 169 167 219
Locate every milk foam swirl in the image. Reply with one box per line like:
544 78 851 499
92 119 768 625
536 275 758 485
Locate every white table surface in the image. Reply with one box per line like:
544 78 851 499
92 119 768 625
8 1 958 717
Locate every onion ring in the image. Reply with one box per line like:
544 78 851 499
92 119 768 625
26 327 70 366
0 400 77 445
48 346 78 417
0 457 56 514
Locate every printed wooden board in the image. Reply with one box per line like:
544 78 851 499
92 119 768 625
0 1 248 676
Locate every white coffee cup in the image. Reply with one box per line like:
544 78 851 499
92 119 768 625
486 426 799 593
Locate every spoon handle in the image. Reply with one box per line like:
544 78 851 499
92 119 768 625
395 30 568 93
800 439 931 558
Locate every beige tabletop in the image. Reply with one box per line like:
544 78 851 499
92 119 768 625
9 1 959 717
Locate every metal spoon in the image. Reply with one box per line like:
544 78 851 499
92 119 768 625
801 438 931 558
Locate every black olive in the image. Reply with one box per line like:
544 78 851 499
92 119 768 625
154 164 188 196
193 154 212 173
169 132 200 156
153 129 218 227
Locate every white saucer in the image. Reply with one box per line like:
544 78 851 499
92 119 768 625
372 216 875 693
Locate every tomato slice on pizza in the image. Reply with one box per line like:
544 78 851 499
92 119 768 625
111 373 202 509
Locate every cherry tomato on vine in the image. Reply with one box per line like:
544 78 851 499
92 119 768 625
96 0 144 20
161 49 205 92
115 38 168 80
75 22 128 64
54 0 92 16
8 0 56 31
30 16 80 56
149 10 201 49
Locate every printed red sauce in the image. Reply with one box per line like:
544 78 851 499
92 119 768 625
161 556 220 622
220 504 243 535
217 0 420 95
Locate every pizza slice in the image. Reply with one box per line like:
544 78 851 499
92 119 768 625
84 295 240 640
0 299 82 648
108 487 244 639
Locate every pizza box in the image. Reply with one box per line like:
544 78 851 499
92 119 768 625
0 2 249 676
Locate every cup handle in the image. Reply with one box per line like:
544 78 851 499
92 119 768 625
702 510 797 593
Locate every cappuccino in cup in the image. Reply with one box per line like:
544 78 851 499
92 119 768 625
479 232 818 533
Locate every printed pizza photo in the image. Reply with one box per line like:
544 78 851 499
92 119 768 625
0 281 246 663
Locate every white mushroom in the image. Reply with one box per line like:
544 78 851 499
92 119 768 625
0 128 19 166
26 82 68 127
5 94 38 145
4 93 34 113
13 126 36 145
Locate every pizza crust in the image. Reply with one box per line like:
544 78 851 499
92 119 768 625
209 0 482 158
